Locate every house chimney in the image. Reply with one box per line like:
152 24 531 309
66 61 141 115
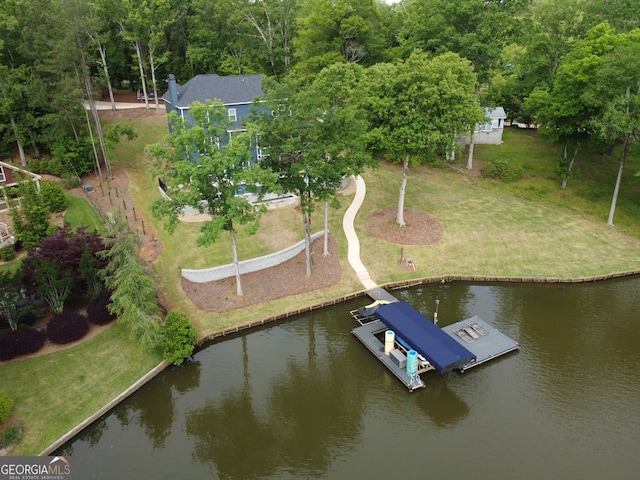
168 74 179 108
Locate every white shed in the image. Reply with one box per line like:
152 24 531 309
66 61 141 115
471 107 507 145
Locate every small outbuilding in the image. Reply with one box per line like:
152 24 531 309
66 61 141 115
464 107 507 145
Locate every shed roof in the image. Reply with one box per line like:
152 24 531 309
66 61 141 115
485 106 507 119
375 302 476 374
162 74 263 108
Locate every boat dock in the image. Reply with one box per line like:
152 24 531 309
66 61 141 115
350 295 520 391
441 315 520 372
352 319 430 391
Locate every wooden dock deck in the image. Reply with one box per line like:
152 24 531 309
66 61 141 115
440 316 520 372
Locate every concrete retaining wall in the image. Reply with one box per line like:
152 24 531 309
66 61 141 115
182 231 325 283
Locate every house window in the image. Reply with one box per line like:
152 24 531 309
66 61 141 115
479 122 492 132
228 108 237 122
0 166 5 182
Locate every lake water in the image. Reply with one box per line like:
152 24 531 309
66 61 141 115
57 277 640 479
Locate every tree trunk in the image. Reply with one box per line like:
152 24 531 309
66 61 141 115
302 192 313 276
82 47 111 178
96 41 116 111
149 48 160 110
10 117 27 167
79 41 110 177
230 227 244 296
396 154 409 226
323 199 330 256
245 11 277 79
561 141 580 189
607 134 629 226
466 137 475 170
84 108 103 182
134 40 150 110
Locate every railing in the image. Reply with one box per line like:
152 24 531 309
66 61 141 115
0 221 14 247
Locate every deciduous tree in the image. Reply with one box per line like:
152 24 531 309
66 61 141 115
587 29 640 225
361 50 483 226
148 100 278 296
255 64 371 272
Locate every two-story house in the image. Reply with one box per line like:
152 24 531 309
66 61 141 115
162 73 267 163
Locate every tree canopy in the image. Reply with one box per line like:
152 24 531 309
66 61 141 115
361 50 483 225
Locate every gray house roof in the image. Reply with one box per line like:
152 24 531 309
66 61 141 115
485 106 507 119
162 74 264 108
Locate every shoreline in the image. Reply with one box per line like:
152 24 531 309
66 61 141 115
35 268 640 456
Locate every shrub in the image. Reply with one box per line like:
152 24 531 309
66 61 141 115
13 328 45 357
481 160 522 182
87 292 117 325
60 176 82 190
0 244 16 261
160 311 197 366
0 422 22 447
0 331 16 361
0 328 46 361
47 312 89 344
0 391 14 423
18 310 38 327
40 181 68 213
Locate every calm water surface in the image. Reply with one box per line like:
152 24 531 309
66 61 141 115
58 278 640 479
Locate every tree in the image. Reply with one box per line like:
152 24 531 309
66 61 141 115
0 65 31 167
524 22 620 188
160 311 197 365
33 259 73 314
255 65 371 273
134 0 173 109
293 0 387 79
240 0 299 79
360 50 483 226
0 270 27 331
400 0 530 83
9 176 51 251
584 0 640 33
301 63 373 256
148 100 278 296
186 0 243 74
586 29 640 225
101 214 162 346
487 0 587 123
21 225 107 302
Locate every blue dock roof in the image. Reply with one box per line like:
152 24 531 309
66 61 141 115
375 302 476 374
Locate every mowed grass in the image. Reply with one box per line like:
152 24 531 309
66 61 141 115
0 323 162 455
63 193 108 235
359 163 640 284
2 115 639 456
471 128 640 237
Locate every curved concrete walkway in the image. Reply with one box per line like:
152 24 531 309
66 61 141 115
343 175 378 290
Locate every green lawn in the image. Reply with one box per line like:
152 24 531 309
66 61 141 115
0 323 162 455
2 116 639 456
63 193 108 235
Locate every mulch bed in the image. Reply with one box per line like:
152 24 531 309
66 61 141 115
365 207 443 245
182 236 341 312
